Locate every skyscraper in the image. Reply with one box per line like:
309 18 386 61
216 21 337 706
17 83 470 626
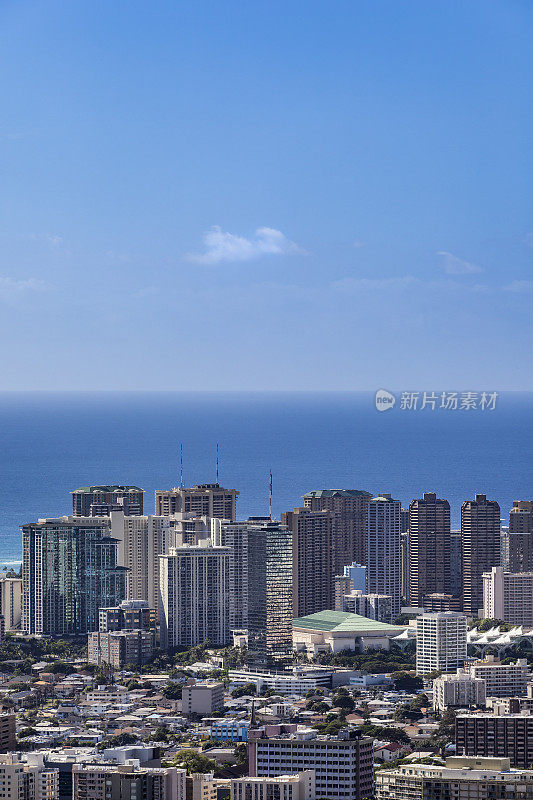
409 492 451 607
462 494 501 616
246 517 293 655
282 507 336 617
159 541 231 648
303 489 372 570
211 519 249 632
71 485 144 516
506 501 533 573
22 519 126 635
366 494 401 617
155 484 238 520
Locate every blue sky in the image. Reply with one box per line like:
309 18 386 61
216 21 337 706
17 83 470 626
0 0 532 390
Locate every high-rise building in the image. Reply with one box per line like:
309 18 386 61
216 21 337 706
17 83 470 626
282 507 336 617
483 566 533 625
450 530 463 599
302 489 372 569
21 519 126 635
415 611 467 675
98 599 156 634
503 502 533 573
409 493 451 607
455 715 533 769
366 494 401 617
246 518 293 655
376 757 533 800
462 494 501 616
71 486 144 516
400 532 409 603
0 577 22 631
155 484 238 521
159 541 231 649
0 753 59 800
342 590 393 623
108 512 171 617
248 726 374 800
211 519 249 632
72 763 184 800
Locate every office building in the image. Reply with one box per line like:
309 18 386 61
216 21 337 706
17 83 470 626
409 493 452 607
302 488 372 570
483 566 533 625
155 484 238 521
72 763 184 800
159 541 231 648
282 507 336 617
181 681 225 716
0 576 22 631
432 671 486 712
468 656 529 697
21 519 126 635
376 757 533 800
342 590 394 623
415 611 467 675
456 714 533 768
231 773 314 800
71 485 144 516
462 494 501 616
0 714 16 752
366 494 401 616
248 726 374 800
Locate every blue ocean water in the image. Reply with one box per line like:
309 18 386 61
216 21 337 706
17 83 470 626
0 391 531 565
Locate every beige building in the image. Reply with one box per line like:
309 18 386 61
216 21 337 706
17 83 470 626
0 753 59 800
483 566 533 625
155 484 238 521
72 762 185 800
0 577 22 631
432 670 486 711
467 656 529 697
231 772 314 800
181 681 225 716
376 757 533 800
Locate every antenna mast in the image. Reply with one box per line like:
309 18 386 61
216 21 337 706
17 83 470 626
269 470 273 520
216 442 219 485
180 443 183 488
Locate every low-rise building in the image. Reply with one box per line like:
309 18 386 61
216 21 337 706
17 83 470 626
231 772 314 800
72 762 185 800
467 656 529 697
182 681 225 716
207 719 250 742
456 713 533 768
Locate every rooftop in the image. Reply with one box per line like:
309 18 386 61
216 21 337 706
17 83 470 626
303 489 372 499
72 486 143 494
293 610 404 633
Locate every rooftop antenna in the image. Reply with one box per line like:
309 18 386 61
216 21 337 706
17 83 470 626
216 442 219 485
269 470 273 520
180 443 184 488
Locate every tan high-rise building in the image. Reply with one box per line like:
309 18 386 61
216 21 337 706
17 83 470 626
462 494 500 616
0 577 22 631
408 493 451 607
506 501 533 573
282 507 336 617
155 484 238 520
303 489 372 569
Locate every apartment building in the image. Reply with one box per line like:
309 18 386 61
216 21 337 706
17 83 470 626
376 757 533 800
71 485 144 516
231 773 314 800
72 762 185 800
462 494 501 616
409 493 452 607
467 656 530 697
483 566 533 625
342 591 393 623
415 612 467 675
0 577 22 631
432 671 486 712
155 484 238 521
181 682 225 716
366 494 401 617
0 753 59 800
248 726 374 800
0 715 16 752
302 489 372 569
456 714 533 768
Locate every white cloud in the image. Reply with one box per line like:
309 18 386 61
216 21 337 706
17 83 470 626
0 277 47 299
186 226 303 265
503 280 533 292
436 250 483 274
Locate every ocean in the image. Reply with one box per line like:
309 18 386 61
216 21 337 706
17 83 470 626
0 391 531 566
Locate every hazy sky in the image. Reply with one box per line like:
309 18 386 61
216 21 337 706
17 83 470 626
1 0 532 390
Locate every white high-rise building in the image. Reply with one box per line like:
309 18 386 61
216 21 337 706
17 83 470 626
159 541 231 649
367 494 401 617
211 519 249 631
416 611 468 675
483 566 533 626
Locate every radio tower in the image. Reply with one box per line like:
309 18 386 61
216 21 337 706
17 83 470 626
216 443 219 485
269 470 273 520
180 443 183 488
